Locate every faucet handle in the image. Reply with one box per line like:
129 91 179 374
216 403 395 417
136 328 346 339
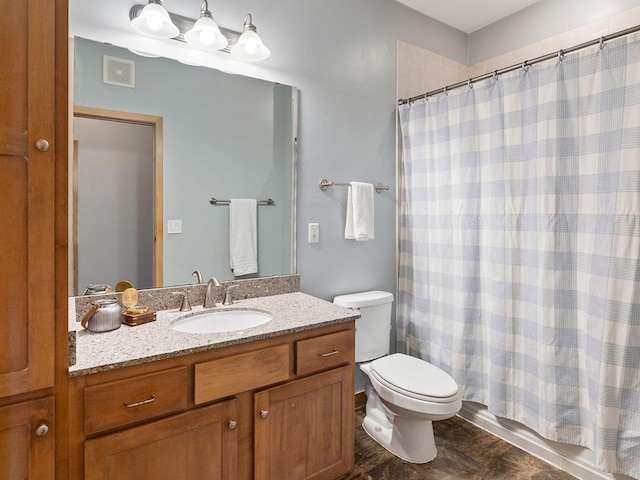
223 285 240 306
172 291 192 312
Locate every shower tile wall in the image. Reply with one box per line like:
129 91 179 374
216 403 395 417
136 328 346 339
398 5 640 98
397 40 469 100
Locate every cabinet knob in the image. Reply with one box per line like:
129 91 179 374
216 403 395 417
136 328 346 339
228 420 238 430
34 139 50 151
259 410 269 419
35 423 49 437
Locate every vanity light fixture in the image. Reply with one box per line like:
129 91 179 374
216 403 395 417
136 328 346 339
129 2 270 61
230 14 270 62
184 0 228 51
130 0 179 39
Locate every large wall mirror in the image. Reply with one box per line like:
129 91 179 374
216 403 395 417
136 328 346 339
71 37 298 295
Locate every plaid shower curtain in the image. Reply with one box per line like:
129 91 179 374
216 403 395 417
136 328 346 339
398 33 640 478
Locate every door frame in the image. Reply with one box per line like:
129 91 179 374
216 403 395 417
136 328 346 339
72 106 163 289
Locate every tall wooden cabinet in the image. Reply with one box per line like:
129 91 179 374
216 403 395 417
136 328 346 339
0 0 68 477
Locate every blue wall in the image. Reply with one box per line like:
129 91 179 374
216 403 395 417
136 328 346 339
70 0 637 301
71 0 469 301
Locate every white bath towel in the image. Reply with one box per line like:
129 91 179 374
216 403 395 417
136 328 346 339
345 182 374 241
229 198 258 276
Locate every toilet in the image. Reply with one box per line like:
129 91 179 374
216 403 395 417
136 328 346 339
333 291 461 463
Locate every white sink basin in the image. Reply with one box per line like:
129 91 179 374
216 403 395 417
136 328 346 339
172 309 272 334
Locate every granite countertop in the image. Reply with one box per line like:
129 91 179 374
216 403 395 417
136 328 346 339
69 292 359 378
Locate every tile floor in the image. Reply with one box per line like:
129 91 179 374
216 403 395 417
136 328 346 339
339 408 577 480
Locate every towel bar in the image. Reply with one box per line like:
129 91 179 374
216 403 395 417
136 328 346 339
209 198 276 206
319 179 389 194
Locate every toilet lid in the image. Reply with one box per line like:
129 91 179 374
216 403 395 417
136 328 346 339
370 354 458 402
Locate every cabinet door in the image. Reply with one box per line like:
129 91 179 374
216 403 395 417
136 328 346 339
0 397 55 480
85 400 238 480
0 0 56 397
254 365 354 480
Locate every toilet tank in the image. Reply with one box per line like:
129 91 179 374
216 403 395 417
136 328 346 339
333 291 394 363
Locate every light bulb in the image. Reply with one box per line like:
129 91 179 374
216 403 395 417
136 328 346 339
244 42 258 55
200 29 216 45
146 15 163 31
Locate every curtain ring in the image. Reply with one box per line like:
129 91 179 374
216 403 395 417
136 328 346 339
599 36 606 50
558 49 565 61
521 61 529 72
493 70 499 81
443 86 448 96
467 79 473 89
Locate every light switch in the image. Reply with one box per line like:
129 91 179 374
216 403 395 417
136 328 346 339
168 219 182 234
308 223 319 243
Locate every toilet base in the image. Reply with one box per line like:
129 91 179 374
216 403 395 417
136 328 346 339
362 411 437 463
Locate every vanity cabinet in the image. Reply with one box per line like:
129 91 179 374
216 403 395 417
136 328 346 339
84 400 238 480
68 322 355 480
252 330 355 480
254 365 353 480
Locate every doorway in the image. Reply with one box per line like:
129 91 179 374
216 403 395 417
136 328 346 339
72 106 163 294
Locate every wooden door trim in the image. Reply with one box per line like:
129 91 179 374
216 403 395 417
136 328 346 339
72 106 164 288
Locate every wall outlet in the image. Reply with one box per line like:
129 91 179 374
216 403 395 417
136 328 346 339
167 219 182 234
308 223 319 243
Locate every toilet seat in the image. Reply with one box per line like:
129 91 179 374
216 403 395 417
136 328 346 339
370 353 459 403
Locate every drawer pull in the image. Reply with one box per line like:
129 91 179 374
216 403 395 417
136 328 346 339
318 349 339 357
124 395 156 408
228 420 238 430
259 410 269 419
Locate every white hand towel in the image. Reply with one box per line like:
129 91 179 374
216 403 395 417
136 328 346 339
229 199 258 276
345 182 374 241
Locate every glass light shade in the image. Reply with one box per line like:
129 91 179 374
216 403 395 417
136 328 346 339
130 2 179 39
231 30 270 61
128 49 161 58
184 16 228 51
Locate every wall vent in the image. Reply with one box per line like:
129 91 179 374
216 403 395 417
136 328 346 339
103 56 135 88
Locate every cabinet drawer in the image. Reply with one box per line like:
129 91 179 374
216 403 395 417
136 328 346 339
295 330 354 376
195 344 290 405
84 367 187 435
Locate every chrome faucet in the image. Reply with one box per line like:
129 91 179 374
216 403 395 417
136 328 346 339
204 277 221 308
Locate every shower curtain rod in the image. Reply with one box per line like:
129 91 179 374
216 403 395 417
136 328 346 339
398 24 640 105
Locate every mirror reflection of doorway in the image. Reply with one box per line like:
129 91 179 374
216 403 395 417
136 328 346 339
72 107 163 295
